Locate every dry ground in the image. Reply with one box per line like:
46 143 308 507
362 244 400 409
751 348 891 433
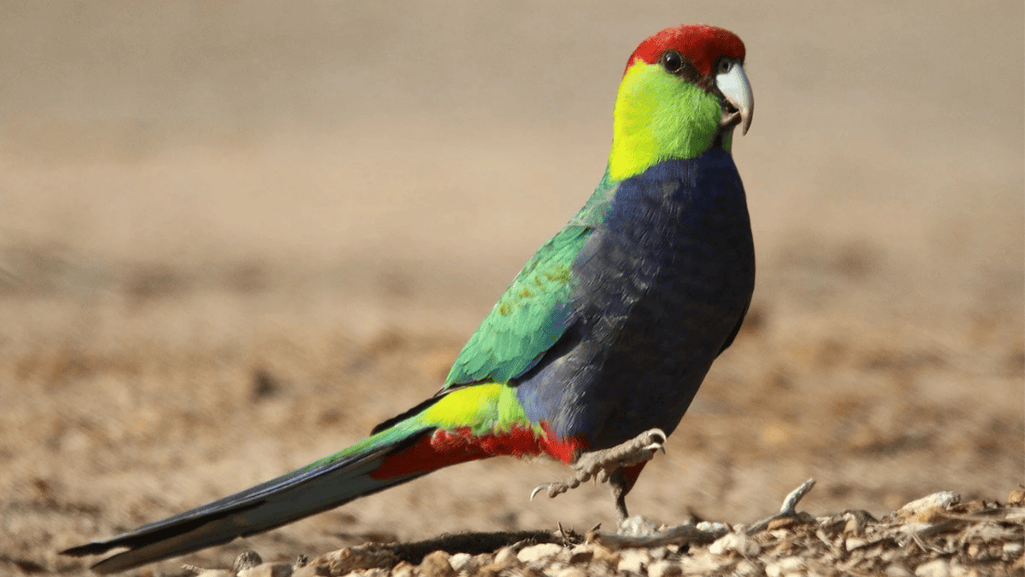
0 2 1022 575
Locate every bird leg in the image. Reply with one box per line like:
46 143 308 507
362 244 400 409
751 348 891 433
530 428 666 511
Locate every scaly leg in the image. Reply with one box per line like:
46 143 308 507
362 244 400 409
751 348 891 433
530 428 666 512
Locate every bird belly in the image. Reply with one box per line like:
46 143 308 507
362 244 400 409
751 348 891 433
516 152 754 453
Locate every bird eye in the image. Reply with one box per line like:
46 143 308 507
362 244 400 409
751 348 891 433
717 59 733 74
660 50 684 74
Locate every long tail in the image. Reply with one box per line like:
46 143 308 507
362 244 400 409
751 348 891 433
62 383 556 574
61 419 434 574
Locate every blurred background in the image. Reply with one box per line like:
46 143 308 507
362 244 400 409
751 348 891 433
1 2 1021 575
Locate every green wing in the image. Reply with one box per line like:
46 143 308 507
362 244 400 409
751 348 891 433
444 225 592 386
445 170 617 388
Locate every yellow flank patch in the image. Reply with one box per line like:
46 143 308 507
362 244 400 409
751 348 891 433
608 60 722 180
420 382 533 434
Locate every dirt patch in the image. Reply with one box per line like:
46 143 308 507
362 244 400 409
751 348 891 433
0 2 1022 576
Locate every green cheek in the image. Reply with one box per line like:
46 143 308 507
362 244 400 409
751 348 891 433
607 61 721 181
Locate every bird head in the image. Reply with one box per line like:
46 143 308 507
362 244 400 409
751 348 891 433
608 24 753 181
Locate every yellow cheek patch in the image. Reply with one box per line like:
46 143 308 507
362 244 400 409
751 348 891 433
608 60 722 181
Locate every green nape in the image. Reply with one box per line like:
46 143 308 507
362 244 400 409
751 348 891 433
608 60 723 181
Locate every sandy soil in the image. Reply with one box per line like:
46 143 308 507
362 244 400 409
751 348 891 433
1 2 1022 575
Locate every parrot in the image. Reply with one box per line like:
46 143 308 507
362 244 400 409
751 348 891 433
62 23 755 574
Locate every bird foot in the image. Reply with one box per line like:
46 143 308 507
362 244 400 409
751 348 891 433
530 428 667 502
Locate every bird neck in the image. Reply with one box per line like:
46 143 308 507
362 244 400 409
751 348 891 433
607 60 726 181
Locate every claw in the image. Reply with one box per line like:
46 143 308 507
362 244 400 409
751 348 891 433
530 485 546 502
527 428 670 507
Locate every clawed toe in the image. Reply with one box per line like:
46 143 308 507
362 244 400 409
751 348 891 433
528 428 668 505
530 480 575 501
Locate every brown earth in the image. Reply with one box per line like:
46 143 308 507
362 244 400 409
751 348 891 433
0 2 1022 575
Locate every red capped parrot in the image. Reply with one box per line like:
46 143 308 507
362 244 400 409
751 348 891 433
63 23 755 574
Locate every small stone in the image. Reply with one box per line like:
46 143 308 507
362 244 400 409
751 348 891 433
709 533 760 556
914 559 951 577
843 517 862 534
648 546 669 560
885 565 913 577
448 552 473 572
195 571 233 577
391 560 416 577
765 557 804 577
419 550 456 577
619 515 659 537
680 550 722 574
899 492 959 518
845 536 870 551
555 568 587 577
733 559 760 577
617 549 650 573
234 551 264 572
493 547 520 568
648 559 683 577
1004 541 1024 558
517 543 564 564
237 563 293 577
1008 487 1025 505
695 521 731 538
549 561 571 574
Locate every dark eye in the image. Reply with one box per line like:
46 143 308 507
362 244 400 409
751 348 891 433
660 50 684 74
717 58 733 74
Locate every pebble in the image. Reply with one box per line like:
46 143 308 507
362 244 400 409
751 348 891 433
1004 541 1024 558
733 559 761 577
493 546 520 568
845 536 870 551
695 521 731 538
554 567 587 577
517 543 564 564
448 552 473 572
914 559 951 577
765 557 804 577
234 551 264 572
390 561 416 577
647 559 683 577
419 550 456 577
195 571 234 577
617 549 650 573
709 533 760 556
619 515 659 537
898 492 959 517
884 565 913 577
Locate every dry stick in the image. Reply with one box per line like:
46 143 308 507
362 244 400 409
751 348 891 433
599 478 818 549
746 478 817 535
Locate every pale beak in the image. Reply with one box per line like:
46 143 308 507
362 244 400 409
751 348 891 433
716 63 753 135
